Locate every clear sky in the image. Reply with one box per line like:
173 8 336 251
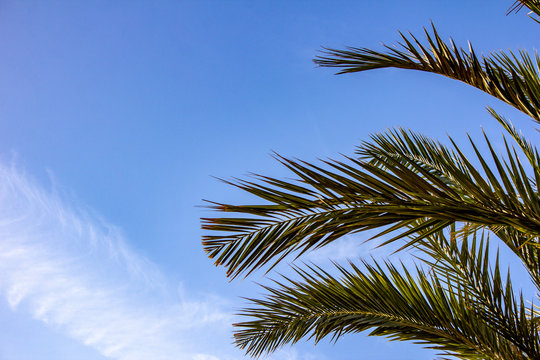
0 1 538 360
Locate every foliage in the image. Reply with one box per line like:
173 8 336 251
202 1 540 358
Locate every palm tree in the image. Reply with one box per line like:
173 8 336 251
202 1 540 358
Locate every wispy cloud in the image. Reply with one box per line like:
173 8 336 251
0 162 233 360
305 233 393 263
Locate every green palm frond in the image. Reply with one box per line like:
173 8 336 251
314 25 540 125
493 227 540 291
509 1 540 23
204 3 540 358
415 225 540 351
234 256 536 359
202 130 540 278
487 107 540 173
360 129 540 278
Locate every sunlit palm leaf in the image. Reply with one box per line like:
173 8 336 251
415 225 540 352
487 107 540 174
234 258 536 359
509 1 540 23
204 3 540 358
314 25 540 125
493 227 540 292
202 130 540 278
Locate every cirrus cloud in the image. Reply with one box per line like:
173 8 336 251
0 162 233 360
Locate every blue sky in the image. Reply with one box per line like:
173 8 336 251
0 1 538 359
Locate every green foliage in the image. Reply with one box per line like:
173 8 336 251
202 2 540 359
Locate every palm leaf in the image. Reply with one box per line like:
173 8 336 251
314 25 540 125
202 130 540 278
362 130 540 283
204 4 540 358
508 1 540 23
414 225 540 352
487 107 540 174
234 257 536 359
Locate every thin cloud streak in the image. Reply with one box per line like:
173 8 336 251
0 163 232 360
305 233 391 263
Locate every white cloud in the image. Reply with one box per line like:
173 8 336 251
271 348 325 360
0 163 233 360
305 233 392 263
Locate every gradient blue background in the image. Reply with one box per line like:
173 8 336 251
0 1 538 359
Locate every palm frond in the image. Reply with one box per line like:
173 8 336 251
314 25 540 125
508 1 540 23
493 227 540 292
202 130 540 278
361 129 540 282
487 107 540 173
415 225 540 352
204 3 540 358
234 259 536 359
